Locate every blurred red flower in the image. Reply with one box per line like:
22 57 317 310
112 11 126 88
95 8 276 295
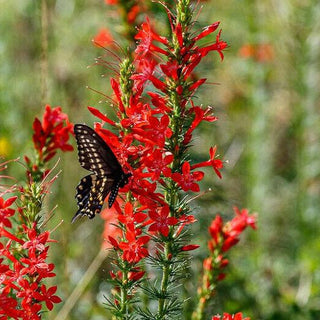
93 28 114 47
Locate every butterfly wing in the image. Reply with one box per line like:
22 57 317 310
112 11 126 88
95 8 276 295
72 174 115 222
73 124 130 222
74 124 123 177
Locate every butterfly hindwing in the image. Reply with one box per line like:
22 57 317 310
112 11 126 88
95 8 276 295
73 174 115 222
75 174 93 213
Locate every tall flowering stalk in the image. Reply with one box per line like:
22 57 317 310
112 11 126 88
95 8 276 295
0 105 73 319
193 208 256 320
86 1 234 319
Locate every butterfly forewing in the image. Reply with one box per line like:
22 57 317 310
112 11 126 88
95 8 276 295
74 124 122 176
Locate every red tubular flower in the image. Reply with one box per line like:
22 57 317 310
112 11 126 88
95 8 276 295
118 202 147 231
121 101 152 129
191 146 223 179
132 58 158 91
212 312 251 320
135 18 169 58
108 235 120 249
20 248 55 279
176 214 197 235
199 30 228 60
32 284 62 311
193 22 220 42
128 269 145 281
93 28 113 47
118 231 150 263
22 225 55 253
184 106 217 144
88 106 116 126
110 78 125 112
0 294 19 318
221 236 240 252
160 61 179 81
0 196 17 228
143 149 173 181
181 244 200 251
0 227 24 244
208 214 223 246
105 0 118 4
172 162 204 192
16 279 39 309
148 205 178 237
127 5 140 24
231 207 257 230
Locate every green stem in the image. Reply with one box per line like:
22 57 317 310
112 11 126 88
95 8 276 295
158 242 171 316
120 269 129 317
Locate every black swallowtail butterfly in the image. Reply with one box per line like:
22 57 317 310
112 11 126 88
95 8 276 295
72 124 131 222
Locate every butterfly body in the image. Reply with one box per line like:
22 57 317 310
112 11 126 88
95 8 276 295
72 124 131 222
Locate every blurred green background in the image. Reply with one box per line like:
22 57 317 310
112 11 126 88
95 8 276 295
1 0 320 319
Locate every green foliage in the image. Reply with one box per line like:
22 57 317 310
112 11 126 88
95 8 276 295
1 0 320 319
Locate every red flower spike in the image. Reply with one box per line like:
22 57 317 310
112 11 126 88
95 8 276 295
32 105 73 162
